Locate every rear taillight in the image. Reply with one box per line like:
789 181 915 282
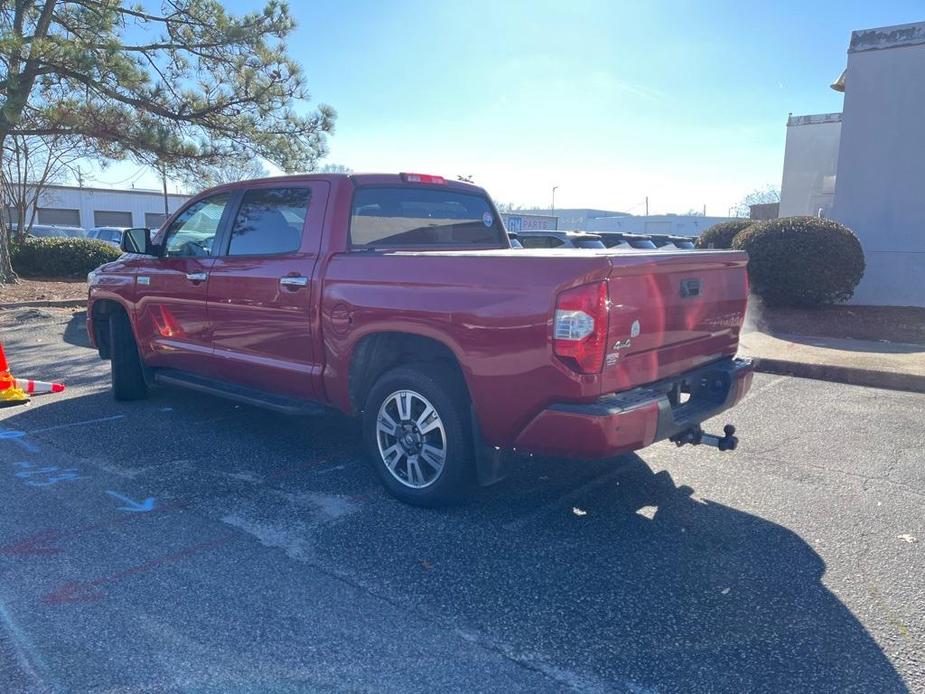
401 172 446 184
553 281 609 374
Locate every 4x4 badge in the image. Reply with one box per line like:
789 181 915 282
612 339 631 351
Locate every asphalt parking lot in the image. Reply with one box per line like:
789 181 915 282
0 308 922 693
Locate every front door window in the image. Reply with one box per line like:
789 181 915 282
163 193 230 257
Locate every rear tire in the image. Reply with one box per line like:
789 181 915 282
362 363 473 507
109 310 148 401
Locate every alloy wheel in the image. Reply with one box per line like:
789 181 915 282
376 389 447 488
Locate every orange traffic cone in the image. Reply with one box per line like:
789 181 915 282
0 343 29 407
13 378 65 395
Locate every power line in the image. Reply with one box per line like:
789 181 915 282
89 166 148 187
623 198 648 214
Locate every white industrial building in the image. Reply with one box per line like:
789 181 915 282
516 206 735 238
501 212 557 231
514 208 628 231
6 184 189 230
779 113 841 218
780 20 925 307
586 214 734 237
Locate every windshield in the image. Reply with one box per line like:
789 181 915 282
350 187 506 248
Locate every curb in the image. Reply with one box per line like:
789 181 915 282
0 299 87 310
750 356 925 394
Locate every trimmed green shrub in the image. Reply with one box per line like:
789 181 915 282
732 216 865 307
695 219 756 249
11 236 123 278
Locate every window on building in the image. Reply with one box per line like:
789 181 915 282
145 212 168 229
36 208 80 226
94 211 132 227
226 187 310 256
4 207 21 227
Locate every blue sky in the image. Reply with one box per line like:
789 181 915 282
88 1 925 215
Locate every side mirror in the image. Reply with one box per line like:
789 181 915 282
121 227 156 255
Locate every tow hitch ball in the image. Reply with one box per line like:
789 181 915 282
670 424 738 452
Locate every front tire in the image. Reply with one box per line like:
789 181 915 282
362 364 473 507
109 310 148 401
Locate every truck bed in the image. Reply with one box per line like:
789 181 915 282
321 247 749 445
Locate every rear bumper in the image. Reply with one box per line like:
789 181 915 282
513 357 754 459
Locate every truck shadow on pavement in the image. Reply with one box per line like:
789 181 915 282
0 390 907 693
62 310 92 349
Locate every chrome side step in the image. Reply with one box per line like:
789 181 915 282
154 369 328 416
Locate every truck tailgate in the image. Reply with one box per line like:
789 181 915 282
602 250 749 393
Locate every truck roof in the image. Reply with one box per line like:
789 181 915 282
197 172 485 196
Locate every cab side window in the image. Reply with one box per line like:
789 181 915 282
163 193 230 257
226 187 311 256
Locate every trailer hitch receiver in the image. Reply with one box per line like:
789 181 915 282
670 424 738 452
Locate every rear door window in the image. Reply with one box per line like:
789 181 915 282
350 187 505 248
227 187 310 256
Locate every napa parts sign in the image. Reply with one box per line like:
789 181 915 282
502 213 558 231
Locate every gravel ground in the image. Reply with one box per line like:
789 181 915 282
0 279 87 305
0 308 922 693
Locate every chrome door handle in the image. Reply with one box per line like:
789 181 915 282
279 276 308 287
186 272 208 282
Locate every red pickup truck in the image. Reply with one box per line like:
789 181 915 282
87 173 753 506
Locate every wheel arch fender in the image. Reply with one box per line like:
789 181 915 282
89 294 135 359
343 327 509 488
345 328 470 415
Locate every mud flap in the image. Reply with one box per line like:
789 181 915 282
470 404 510 486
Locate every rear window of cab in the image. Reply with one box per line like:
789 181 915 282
349 187 506 249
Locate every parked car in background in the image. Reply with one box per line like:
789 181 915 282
516 230 606 249
86 227 129 247
595 232 658 250
647 234 697 250
507 231 524 248
87 172 752 506
27 225 86 239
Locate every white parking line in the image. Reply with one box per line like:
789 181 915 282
740 374 789 404
27 415 125 435
0 598 59 691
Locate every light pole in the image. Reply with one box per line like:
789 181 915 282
551 186 558 213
